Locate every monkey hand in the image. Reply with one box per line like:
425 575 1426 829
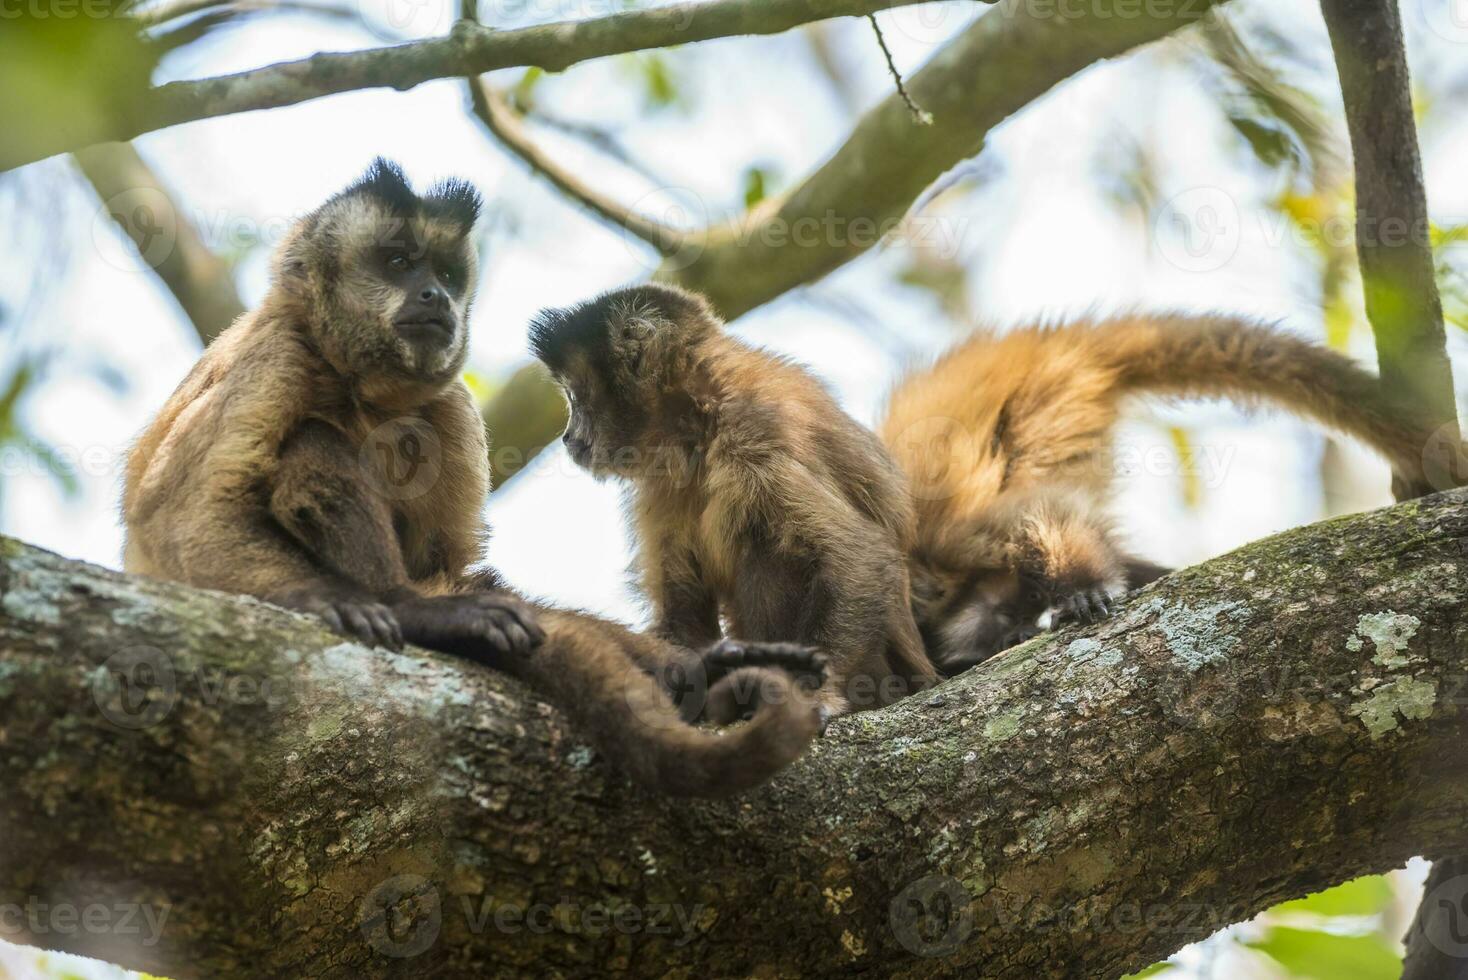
674 640 827 724
272 586 405 650
1048 585 1115 627
697 639 828 688
391 592 546 666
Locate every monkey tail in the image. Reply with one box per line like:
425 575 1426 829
520 614 823 798
1095 313 1460 496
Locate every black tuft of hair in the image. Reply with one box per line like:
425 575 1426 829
529 297 611 373
338 156 419 218
530 284 714 371
425 177 484 232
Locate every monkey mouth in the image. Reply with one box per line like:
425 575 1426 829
395 317 455 346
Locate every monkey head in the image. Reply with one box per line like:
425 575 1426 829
273 157 482 406
530 284 720 480
909 552 1045 675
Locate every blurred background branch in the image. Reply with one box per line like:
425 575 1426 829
73 142 244 346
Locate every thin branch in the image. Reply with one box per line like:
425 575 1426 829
866 13 932 125
73 142 244 345
466 78 688 255
1319 0 1460 498
6 0 948 171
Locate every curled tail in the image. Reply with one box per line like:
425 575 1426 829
519 610 822 798
1093 313 1460 497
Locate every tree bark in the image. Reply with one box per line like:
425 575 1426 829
1320 0 1461 481
2 491 1467 977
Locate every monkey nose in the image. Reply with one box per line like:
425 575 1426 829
420 285 448 307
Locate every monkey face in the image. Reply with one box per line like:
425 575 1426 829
275 159 483 405
912 563 1044 674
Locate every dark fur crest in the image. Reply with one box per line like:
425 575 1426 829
327 157 483 230
530 283 711 373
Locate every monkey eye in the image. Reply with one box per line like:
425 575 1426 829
388 254 410 270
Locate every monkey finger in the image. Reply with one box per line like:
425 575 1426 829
478 619 512 656
342 606 379 644
498 618 535 656
319 606 345 634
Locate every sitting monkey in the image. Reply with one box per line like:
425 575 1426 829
123 160 823 796
530 284 938 718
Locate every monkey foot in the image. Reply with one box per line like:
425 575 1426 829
699 639 829 687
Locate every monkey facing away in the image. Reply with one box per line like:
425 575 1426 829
530 284 939 718
123 159 823 797
880 313 1457 674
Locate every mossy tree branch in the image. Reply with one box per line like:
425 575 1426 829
2 490 1466 977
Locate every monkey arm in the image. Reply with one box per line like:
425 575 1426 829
968 485 1130 623
269 420 541 659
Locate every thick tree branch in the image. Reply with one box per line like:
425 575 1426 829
5 0 950 171
73 141 245 346
662 0 1228 317
2 490 1466 977
1320 0 1460 478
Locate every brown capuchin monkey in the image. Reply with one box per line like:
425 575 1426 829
529 284 939 718
880 313 1459 674
122 159 824 797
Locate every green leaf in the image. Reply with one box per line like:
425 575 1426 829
1272 875 1394 918
1245 927 1401 980
742 166 773 209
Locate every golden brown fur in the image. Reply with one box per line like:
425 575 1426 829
123 161 821 797
531 284 938 716
882 312 1456 673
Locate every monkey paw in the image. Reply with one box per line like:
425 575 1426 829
277 590 404 650
393 592 546 662
1050 587 1114 626
698 639 828 687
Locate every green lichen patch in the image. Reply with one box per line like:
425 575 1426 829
1350 611 1420 668
1349 676 1437 739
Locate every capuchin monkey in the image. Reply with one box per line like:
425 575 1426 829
530 284 938 718
122 159 824 797
880 313 1460 674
